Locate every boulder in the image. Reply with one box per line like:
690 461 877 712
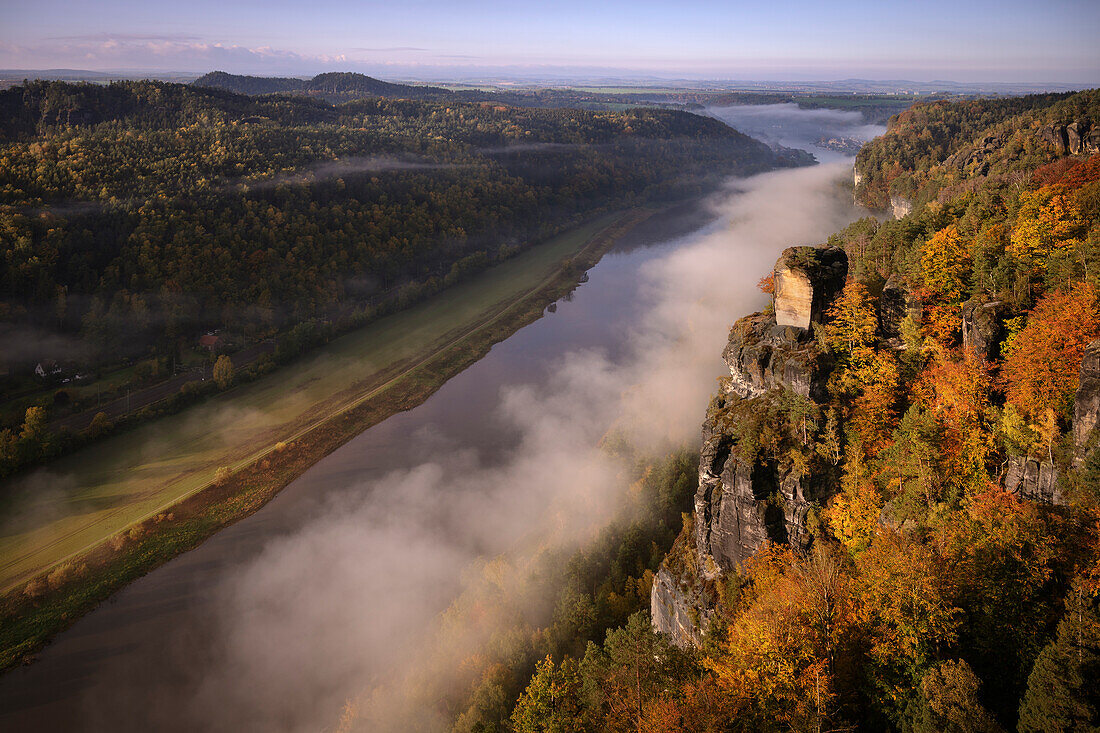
773 246 848 330
1074 340 1100 459
961 300 1007 361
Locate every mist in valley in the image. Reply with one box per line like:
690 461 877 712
96 160 866 731
0 106 875 732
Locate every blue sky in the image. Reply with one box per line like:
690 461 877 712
2 0 1098 83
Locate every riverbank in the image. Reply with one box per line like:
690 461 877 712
0 208 652 672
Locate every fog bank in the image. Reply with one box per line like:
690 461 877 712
116 159 864 732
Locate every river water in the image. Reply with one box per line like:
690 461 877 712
0 106 882 731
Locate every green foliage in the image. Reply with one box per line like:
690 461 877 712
510 656 587 733
902 659 1004 733
1018 581 1100 732
0 78 786 397
212 355 234 389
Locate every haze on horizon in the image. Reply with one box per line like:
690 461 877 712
1 0 1098 85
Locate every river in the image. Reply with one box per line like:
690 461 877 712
0 105 882 731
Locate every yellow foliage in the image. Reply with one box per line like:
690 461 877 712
1009 187 1085 272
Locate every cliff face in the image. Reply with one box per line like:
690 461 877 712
773 246 848 331
653 246 846 643
1001 340 1100 502
1073 340 1100 460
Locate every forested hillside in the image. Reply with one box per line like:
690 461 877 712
502 89 1100 732
192 70 454 101
0 79 794 468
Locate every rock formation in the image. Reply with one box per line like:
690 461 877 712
944 132 1008 177
772 246 848 330
1074 340 1100 460
1004 457 1063 505
878 277 918 342
649 533 715 648
961 300 1008 361
722 313 830 401
653 246 845 645
890 195 913 219
1040 121 1100 156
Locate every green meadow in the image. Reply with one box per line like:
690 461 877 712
0 213 620 593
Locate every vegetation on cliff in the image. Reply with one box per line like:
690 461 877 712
508 90 1100 732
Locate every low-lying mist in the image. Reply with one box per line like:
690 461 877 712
72 158 867 731
707 103 886 160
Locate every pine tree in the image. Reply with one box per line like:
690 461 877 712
1018 581 1100 732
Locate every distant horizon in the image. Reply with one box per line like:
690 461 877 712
0 67 1092 95
3 0 1098 87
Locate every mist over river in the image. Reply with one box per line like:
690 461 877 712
0 107 882 731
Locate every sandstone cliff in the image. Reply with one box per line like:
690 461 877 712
652 246 846 643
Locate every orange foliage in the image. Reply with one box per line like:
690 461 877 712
709 546 856 731
914 351 997 494
921 224 971 300
1032 153 1100 189
757 272 775 295
1002 282 1100 421
856 533 961 683
843 347 900 455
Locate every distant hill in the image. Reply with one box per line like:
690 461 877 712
192 70 453 101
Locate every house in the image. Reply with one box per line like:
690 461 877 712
35 360 62 379
199 333 221 351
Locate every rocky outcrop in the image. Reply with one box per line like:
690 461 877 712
853 167 863 188
654 246 845 646
773 246 848 330
945 132 1008 176
1074 340 1100 459
650 564 712 648
1040 121 1100 156
890 195 913 219
694 440 819 574
1004 457 1063 505
878 277 919 342
722 313 830 401
961 300 1008 361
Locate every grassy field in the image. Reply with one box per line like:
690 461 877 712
0 213 624 595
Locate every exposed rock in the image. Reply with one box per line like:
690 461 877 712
890 195 913 219
878 277 918 342
693 432 825 574
853 167 863 188
773 246 848 330
655 247 844 648
1040 121 1100 156
650 565 712 648
1074 340 1100 459
945 132 1008 175
961 300 1008 361
722 313 830 401
1004 457 1063 505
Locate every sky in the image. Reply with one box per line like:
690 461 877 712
1 0 1098 84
